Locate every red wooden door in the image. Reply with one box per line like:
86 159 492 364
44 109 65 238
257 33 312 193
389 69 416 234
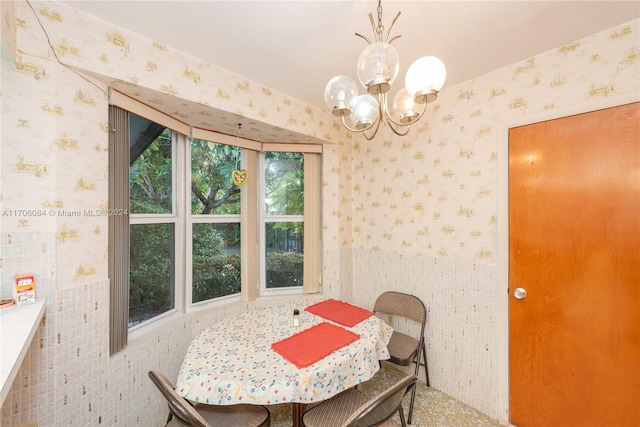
509 103 640 426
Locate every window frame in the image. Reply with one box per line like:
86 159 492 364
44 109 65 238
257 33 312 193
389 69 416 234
129 132 185 333
186 136 244 310
109 90 323 351
260 151 305 295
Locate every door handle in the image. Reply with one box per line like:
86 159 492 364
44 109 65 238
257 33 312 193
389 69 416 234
513 287 527 299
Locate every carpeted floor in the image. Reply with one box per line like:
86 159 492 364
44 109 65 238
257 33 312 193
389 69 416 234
266 363 503 427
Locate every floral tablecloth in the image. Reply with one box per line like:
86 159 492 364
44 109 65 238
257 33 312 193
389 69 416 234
176 300 392 406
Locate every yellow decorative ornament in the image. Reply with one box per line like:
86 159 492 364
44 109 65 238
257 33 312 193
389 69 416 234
232 124 247 187
232 169 247 187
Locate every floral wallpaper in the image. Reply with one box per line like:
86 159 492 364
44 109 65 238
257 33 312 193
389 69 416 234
1 0 341 288
346 22 639 263
345 18 638 414
1 0 638 425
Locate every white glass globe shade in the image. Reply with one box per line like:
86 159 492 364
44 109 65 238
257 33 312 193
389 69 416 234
324 75 359 115
357 42 399 93
350 94 379 130
405 56 447 99
392 88 420 124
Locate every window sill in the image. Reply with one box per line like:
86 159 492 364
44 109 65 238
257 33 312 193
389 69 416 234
127 292 306 342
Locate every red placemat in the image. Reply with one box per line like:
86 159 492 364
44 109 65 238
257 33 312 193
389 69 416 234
271 322 360 368
305 299 374 327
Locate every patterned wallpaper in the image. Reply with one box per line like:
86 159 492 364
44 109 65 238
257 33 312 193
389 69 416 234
344 22 639 264
1 51 110 288
6 1 637 280
1 0 344 289
344 18 638 414
13 1 332 144
1 0 638 425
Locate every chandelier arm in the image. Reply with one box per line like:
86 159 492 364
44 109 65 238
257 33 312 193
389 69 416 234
379 94 411 137
340 115 377 134
355 32 373 45
385 121 411 137
363 119 381 140
385 12 402 43
359 93 386 140
383 99 429 128
388 35 402 45
368 13 380 42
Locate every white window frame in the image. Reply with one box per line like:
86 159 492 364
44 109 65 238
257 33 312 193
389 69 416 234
110 90 322 346
128 131 185 337
259 150 305 295
185 138 244 312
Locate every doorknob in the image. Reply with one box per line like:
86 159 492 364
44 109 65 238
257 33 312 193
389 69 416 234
513 287 527 299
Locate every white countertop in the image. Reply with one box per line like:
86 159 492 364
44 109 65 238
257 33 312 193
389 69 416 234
0 298 47 406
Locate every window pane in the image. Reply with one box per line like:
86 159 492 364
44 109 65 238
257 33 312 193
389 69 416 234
192 223 241 302
265 222 303 288
191 139 241 215
130 118 172 214
264 152 304 216
129 223 175 326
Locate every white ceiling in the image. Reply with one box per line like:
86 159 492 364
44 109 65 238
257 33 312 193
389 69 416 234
59 0 640 110
57 0 639 142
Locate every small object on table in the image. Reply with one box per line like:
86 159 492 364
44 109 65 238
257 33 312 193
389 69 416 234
0 299 16 310
14 274 36 306
293 309 300 327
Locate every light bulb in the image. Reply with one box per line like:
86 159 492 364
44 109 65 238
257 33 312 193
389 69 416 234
350 94 379 130
405 56 446 103
324 75 359 116
357 42 399 95
392 88 420 124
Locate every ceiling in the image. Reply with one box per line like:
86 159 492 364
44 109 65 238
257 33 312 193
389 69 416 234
58 0 639 141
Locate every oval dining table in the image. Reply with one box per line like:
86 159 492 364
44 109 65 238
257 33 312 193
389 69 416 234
175 299 393 427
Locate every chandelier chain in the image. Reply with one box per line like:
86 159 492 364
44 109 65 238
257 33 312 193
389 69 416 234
376 1 384 41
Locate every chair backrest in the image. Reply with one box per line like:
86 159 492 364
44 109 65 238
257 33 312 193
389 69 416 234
345 375 418 427
148 370 210 427
373 291 426 325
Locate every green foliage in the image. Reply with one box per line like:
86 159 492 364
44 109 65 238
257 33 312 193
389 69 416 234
190 139 240 214
129 223 174 326
266 251 304 288
130 130 173 214
192 253 241 301
264 152 304 216
129 126 306 324
265 222 303 253
192 223 241 302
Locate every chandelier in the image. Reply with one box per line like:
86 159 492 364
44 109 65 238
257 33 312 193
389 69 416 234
324 0 446 140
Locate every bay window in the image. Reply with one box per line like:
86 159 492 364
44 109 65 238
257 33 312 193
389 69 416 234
108 93 322 354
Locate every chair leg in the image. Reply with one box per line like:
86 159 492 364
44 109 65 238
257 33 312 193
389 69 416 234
422 341 430 387
407 341 429 425
398 403 407 427
407 383 417 425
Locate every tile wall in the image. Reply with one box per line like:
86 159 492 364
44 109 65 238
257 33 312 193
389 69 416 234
351 251 497 415
1 236 330 426
1 232 57 425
